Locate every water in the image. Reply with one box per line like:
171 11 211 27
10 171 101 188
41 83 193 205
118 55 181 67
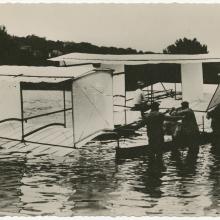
0 91 220 216
0 141 220 216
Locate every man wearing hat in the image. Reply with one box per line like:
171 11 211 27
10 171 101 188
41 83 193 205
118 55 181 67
144 102 183 158
144 102 168 158
171 101 199 146
132 80 150 117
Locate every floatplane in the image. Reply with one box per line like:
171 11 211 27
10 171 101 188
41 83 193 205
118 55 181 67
0 53 219 158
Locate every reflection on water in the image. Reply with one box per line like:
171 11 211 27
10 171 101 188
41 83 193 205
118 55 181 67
0 141 220 216
0 92 220 216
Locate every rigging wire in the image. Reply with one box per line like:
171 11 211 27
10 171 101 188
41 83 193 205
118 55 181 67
75 81 111 133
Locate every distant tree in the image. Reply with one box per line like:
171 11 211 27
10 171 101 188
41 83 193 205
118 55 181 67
0 25 10 61
0 25 7 35
163 38 208 54
0 24 156 65
144 51 155 54
0 25 20 64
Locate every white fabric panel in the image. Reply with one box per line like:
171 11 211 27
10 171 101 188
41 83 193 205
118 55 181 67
17 77 68 83
113 73 126 126
113 74 125 102
0 65 93 78
49 52 220 64
181 63 203 102
72 70 114 147
99 64 125 105
0 65 94 122
207 84 220 110
100 64 124 74
0 77 21 120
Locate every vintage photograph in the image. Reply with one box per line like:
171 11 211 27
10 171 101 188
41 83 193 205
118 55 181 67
0 2 220 216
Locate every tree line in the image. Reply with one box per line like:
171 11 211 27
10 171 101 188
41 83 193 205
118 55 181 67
0 24 209 66
0 25 155 66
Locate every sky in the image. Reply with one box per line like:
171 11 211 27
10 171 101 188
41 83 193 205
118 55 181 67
1 4 220 54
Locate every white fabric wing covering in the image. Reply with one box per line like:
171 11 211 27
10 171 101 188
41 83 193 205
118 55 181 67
0 66 114 147
72 70 114 148
0 64 93 122
0 65 93 78
181 63 203 102
0 77 21 121
49 52 220 64
207 84 220 110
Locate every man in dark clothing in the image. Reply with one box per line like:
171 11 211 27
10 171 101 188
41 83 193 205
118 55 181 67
144 102 181 158
207 103 220 142
144 102 165 158
171 101 199 147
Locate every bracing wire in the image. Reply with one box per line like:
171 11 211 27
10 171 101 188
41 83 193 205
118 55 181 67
75 81 111 127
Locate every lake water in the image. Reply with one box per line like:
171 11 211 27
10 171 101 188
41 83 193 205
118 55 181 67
0 91 219 216
0 139 220 216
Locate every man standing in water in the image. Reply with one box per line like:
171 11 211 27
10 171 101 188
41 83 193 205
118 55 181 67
207 103 220 143
171 101 199 147
132 80 150 117
144 102 168 159
144 102 183 159
145 102 164 158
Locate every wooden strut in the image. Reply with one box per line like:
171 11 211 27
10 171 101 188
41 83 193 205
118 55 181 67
150 84 154 103
0 118 22 124
0 136 75 149
71 84 76 148
24 108 72 121
174 83 177 100
23 123 65 138
124 90 127 125
20 85 25 142
63 89 67 128
202 115 205 132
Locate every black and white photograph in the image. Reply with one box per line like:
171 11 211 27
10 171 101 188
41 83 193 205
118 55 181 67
0 2 220 216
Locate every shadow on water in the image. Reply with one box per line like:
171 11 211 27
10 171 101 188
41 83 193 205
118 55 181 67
204 138 220 215
130 144 200 197
170 145 199 178
0 156 26 214
0 138 219 216
132 155 165 199
117 143 202 216
0 140 122 216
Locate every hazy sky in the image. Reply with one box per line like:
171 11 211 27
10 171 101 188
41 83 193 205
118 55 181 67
1 4 220 53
